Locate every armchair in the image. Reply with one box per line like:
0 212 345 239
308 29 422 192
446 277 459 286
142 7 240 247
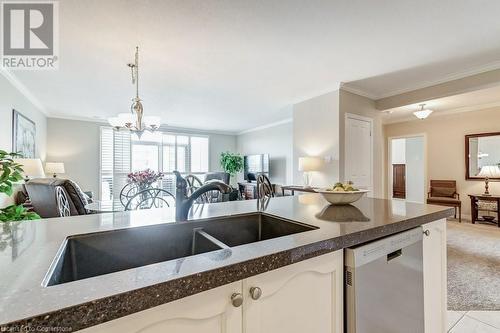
426 180 461 222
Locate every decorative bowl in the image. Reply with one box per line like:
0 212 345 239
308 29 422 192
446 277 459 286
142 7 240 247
315 189 370 205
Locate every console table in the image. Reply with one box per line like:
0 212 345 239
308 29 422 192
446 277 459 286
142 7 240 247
280 185 319 196
468 194 500 227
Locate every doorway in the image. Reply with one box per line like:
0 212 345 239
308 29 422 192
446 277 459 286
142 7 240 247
388 135 426 203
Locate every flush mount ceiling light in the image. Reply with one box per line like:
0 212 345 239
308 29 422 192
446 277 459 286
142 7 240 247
413 104 433 120
108 47 161 137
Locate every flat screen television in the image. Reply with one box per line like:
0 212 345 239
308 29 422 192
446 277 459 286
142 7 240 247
244 154 269 181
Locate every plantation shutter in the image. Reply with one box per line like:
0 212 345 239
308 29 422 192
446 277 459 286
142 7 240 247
113 130 132 203
99 127 114 200
99 127 132 202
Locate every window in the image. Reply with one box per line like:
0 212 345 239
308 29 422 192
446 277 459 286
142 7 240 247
100 127 210 200
132 145 159 171
191 136 209 173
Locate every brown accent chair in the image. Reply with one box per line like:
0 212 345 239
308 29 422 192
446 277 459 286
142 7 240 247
427 180 461 222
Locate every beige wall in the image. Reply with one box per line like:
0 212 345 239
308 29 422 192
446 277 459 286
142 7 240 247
0 75 47 207
339 89 384 198
384 107 500 216
293 90 340 186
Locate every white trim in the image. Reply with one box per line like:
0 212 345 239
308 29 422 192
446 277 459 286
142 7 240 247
237 118 293 135
382 100 500 125
387 133 428 203
0 68 48 115
340 84 378 100
344 113 374 196
375 61 500 100
341 61 500 101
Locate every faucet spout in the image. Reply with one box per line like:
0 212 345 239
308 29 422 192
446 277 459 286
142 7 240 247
174 171 232 221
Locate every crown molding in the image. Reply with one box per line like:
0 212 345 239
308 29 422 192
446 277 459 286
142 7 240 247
339 83 378 100
375 60 500 100
0 68 48 115
382 100 500 125
237 118 293 135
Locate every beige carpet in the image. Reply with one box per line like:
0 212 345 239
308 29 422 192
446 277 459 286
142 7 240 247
447 221 500 310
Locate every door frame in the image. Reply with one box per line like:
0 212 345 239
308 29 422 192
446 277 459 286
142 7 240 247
387 133 428 203
345 113 374 195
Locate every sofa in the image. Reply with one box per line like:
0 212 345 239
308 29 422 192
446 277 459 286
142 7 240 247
19 178 92 218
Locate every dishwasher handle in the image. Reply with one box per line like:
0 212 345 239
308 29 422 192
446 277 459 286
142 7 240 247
387 249 403 262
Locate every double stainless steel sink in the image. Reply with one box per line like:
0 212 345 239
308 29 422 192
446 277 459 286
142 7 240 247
44 213 317 286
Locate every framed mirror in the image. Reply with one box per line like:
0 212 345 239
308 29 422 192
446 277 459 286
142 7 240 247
465 132 500 180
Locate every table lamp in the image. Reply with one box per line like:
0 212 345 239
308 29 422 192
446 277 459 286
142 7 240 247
16 158 45 181
477 165 500 196
45 162 65 178
298 157 324 188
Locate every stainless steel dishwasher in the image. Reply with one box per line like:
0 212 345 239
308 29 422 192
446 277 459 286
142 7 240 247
345 227 424 333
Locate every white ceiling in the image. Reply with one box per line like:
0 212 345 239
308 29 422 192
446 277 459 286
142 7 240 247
382 85 500 123
9 0 500 133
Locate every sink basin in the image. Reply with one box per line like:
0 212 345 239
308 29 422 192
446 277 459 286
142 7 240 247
44 213 316 286
199 213 317 247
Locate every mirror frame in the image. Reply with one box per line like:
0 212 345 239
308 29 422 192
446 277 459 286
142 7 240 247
465 132 500 180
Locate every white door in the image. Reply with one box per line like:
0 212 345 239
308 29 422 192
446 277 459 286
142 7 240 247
243 251 343 333
405 136 425 203
345 115 372 193
422 219 447 333
81 281 243 333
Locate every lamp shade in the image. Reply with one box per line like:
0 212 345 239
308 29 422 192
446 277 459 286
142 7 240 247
478 165 500 178
16 158 45 178
298 157 324 172
45 162 65 175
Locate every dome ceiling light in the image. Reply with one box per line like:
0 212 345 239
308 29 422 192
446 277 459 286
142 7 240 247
413 104 433 120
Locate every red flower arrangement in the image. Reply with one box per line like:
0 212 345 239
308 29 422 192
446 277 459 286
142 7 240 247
127 169 164 187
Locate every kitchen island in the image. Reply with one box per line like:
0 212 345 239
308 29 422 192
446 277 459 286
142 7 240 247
0 194 453 332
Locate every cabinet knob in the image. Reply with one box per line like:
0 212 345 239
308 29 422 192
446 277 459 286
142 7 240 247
231 293 243 307
249 287 262 300
423 230 430 236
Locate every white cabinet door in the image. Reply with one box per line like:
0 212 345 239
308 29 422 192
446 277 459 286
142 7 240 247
80 281 242 333
422 219 447 333
243 251 343 333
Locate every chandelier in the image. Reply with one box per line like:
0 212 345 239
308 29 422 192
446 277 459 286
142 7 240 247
108 46 161 136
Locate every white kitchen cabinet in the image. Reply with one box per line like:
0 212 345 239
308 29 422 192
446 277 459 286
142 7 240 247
243 250 343 333
80 281 243 333
80 251 344 333
422 219 447 333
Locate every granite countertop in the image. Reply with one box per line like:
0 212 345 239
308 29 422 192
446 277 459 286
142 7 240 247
0 194 453 331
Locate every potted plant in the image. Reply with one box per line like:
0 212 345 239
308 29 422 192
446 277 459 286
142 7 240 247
0 151 40 222
220 152 244 185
